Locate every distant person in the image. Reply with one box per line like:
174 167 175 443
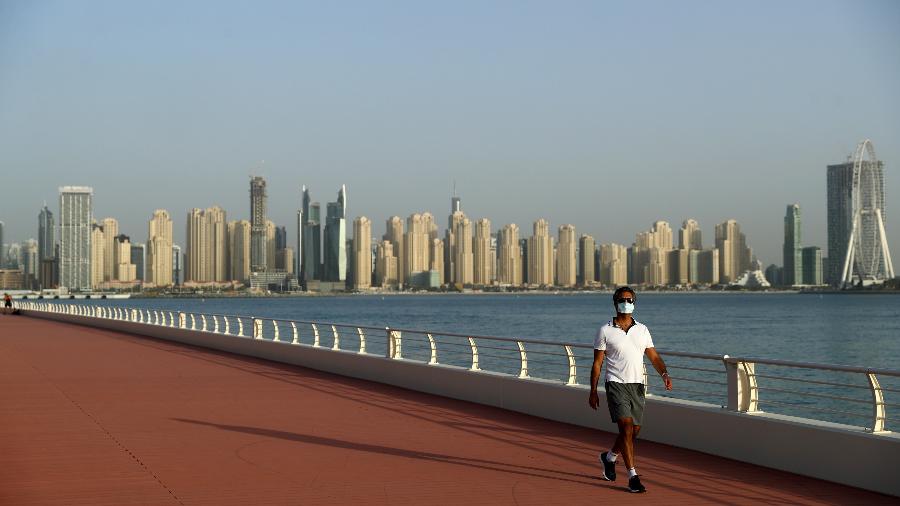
589 286 672 493
3 293 12 313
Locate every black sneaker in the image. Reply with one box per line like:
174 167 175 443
628 475 646 493
598 452 616 481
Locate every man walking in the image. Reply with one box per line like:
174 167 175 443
589 287 672 493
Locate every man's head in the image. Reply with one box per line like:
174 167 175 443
612 286 636 315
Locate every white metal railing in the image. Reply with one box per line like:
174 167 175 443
15 301 900 433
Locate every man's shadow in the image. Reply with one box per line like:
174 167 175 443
172 417 616 489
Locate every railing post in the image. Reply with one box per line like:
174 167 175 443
565 345 577 385
290 322 299 344
331 325 340 350
178 312 186 329
224 316 230 335
867 373 887 433
312 324 320 347
387 328 402 359
213 315 219 333
468 337 480 371
272 320 280 342
237 317 244 337
252 318 262 339
643 363 649 394
201 315 207 332
357 327 366 354
190 314 196 330
517 341 528 378
168 312 175 327
426 333 437 364
726 356 759 412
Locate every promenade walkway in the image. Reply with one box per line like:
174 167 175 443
0 315 893 505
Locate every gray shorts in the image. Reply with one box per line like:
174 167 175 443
605 381 646 426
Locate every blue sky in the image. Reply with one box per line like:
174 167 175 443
1 0 898 265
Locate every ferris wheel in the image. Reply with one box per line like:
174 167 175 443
840 139 895 286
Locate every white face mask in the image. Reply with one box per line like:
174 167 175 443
616 301 635 314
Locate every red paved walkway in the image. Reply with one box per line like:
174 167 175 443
0 315 893 505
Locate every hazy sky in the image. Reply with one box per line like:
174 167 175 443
1 0 898 266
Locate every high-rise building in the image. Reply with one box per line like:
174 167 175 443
527 219 553 286
473 219 493 285
497 224 522 286
668 249 690 285
172 245 182 285
802 246 823 285
679 219 702 250
38 205 56 288
227 220 251 283
299 186 308 279
375 240 398 288
307 202 322 281
59 186 93 291
599 243 628 286
454 215 474 286
130 243 145 282
185 206 227 283
555 225 576 287
323 185 348 282
578 234 595 286
715 219 751 283
764 264 783 286
22 239 38 290
100 218 119 282
783 204 802 286
444 210 466 285
692 248 720 285
430 238 444 284
827 140 893 285
249 176 268 272
90 223 105 289
114 234 136 282
404 213 431 285
265 220 276 272
632 221 672 285
385 216 404 287
353 216 372 289
275 226 287 252
147 210 173 287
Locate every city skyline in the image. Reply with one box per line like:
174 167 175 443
0 166 891 282
1 2 898 267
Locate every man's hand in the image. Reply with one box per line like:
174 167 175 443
662 373 673 391
589 390 600 410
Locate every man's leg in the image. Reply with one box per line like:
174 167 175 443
611 417 636 469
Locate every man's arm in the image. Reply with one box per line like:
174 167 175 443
645 347 672 391
589 349 605 409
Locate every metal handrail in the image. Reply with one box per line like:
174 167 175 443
725 355 900 378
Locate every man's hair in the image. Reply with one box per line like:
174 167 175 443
612 286 635 302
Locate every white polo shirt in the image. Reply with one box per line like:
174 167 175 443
593 318 655 384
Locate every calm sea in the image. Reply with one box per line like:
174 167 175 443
70 292 900 428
